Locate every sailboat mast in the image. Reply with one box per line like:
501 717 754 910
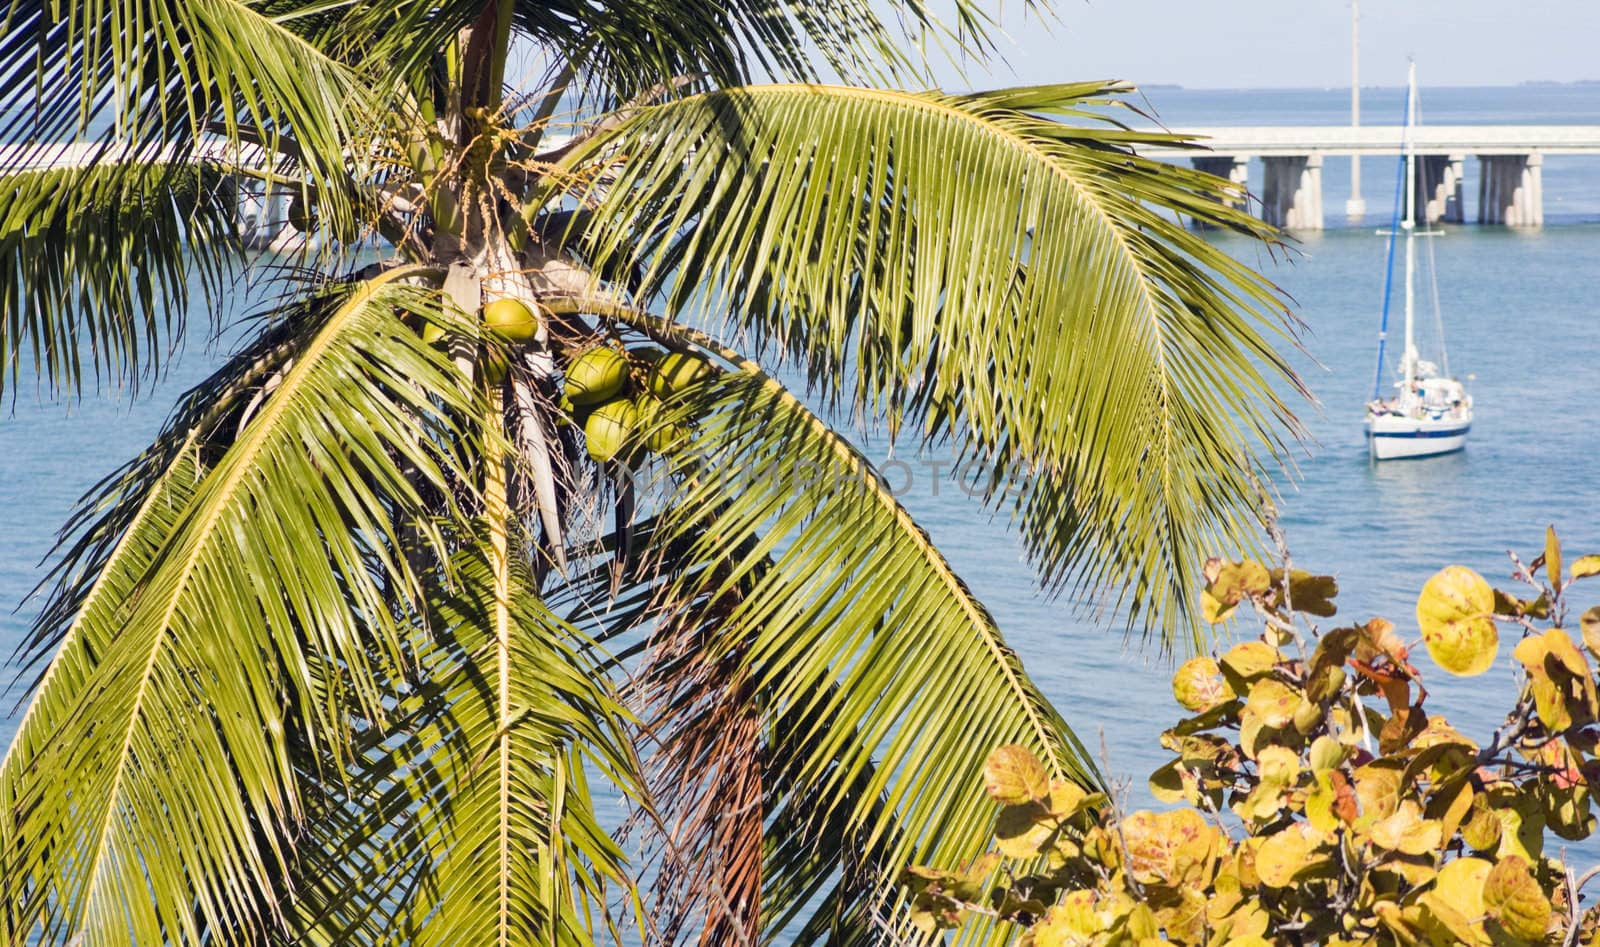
1402 63 1418 388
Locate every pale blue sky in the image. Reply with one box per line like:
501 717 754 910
924 1 1600 90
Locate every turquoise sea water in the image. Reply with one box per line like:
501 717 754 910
3 85 1600 870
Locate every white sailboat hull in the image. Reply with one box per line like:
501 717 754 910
1365 413 1470 460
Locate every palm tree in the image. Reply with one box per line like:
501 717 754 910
0 1 1301 944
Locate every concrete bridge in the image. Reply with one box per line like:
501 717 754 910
1142 126 1600 230
0 139 307 250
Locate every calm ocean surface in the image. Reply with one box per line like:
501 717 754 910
3 85 1600 866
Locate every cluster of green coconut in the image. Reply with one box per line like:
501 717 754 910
559 343 709 462
475 298 710 463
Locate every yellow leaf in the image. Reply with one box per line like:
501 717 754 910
984 745 1050 804
1353 762 1403 825
1547 525 1564 592
1171 656 1235 712
1043 779 1095 818
1125 903 1159 940
1220 640 1280 682
1542 626 1590 677
1244 678 1300 729
1305 773 1340 832
1201 587 1236 624
1235 780 1289 822
1571 554 1600 581
1032 891 1103 946
1120 809 1212 885
1417 566 1498 676
1309 735 1348 775
1256 745 1301 786
1430 778 1476 847
1220 899 1271 939
1461 798 1502 851
1210 560 1272 606
1483 854 1553 941
1375 902 1424 945
995 803 1054 858
1253 824 1321 888
1155 887 1208 944
1489 791 1545 862
1583 606 1600 659
1238 714 1266 760
1421 857 1492 945
1367 800 1443 855
1149 760 1195 806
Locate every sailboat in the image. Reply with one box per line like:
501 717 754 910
1363 63 1473 460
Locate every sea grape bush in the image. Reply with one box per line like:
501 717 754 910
904 529 1600 945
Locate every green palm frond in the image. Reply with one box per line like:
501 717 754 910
548 512 912 946
285 535 640 947
0 158 243 396
543 305 1091 942
0 0 384 394
508 0 1000 100
3 0 365 159
659 370 1090 916
0 268 482 946
310 0 998 115
556 81 1304 645
15 300 311 680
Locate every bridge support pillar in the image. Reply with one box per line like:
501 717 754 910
1417 155 1466 224
235 184 304 251
1478 153 1543 227
1192 156 1249 204
1190 156 1249 227
1260 155 1323 230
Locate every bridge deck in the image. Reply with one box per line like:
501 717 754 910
1141 125 1600 157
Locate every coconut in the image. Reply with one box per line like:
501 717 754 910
480 346 510 385
482 297 540 343
634 395 689 454
646 417 690 455
629 345 668 365
553 394 578 427
583 398 639 462
419 322 448 346
288 193 316 233
647 352 713 399
565 346 629 405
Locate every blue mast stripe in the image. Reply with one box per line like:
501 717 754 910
1371 86 1411 400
